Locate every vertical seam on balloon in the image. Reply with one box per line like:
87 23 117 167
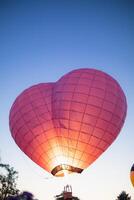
35 83 59 171
93 76 120 156
63 72 82 167
90 75 118 155
25 86 47 153
13 95 30 146
35 84 54 168
88 74 111 158
88 74 118 156
15 94 36 155
52 76 71 168
76 72 108 168
69 70 94 167
21 84 53 171
23 89 46 156
73 70 97 168
63 76 76 167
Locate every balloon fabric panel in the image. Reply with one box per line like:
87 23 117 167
9 68 127 176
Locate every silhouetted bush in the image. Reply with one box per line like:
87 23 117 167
116 191 131 200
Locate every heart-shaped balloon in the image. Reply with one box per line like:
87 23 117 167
9 68 127 176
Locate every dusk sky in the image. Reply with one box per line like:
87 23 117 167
0 1 134 200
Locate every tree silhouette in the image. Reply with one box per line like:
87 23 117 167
0 161 38 200
72 197 80 200
6 191 36 200
19 191 34 200
55 197 80 200
116 191 131 200
0 163 19 200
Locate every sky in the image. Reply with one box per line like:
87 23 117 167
0 0 134 199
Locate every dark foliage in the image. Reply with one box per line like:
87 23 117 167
116 191 131 200
55 196 80 200
55 198 80 200
0 163 19 200
0 162 37 200
7 191 36 200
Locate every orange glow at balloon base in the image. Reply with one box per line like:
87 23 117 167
51 164 83 177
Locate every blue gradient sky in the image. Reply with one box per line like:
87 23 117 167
0 1 134 200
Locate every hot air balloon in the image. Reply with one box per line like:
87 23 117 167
130 164 134 187
9 68 127 177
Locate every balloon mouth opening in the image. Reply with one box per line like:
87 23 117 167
51 164 83 177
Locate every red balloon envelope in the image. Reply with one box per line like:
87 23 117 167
9 68 127 177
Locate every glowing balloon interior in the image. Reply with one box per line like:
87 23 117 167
9 68 127 177
130 164 134 187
